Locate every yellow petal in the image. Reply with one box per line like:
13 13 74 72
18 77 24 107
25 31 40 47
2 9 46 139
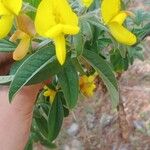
45 24 63 38
54 34 66 65
45 24 80 38
101 0 121 24
13 33 30 60
35 0 56 37
35 0 79 37
50 92 56 103
0 2 10 15
10 30 24 42
0 15 14 38
2 0 22 15
108 22 137 45
88 76 95 83
44 91 51 97
82 0 93 7
80 76 87 85
62 25 80 35
110 11 128 25
53 0 79 26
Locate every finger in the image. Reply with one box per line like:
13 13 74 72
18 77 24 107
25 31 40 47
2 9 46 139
0 84 43 114
0 83 42 150
0 52 13 64
0 53 13 75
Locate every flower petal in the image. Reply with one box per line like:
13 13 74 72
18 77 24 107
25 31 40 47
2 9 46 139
13 33 30 60
62 25 80 35
2 0 22 15
110 11 128 25
35 0 56 37
45 24 63 38
54 34 66 65
108 22 137 45
0 2 10 15
45 24 80 38
54 0 79 26
101 0 121 24
35 0 79 37
0 15 14 38
43 91 51 97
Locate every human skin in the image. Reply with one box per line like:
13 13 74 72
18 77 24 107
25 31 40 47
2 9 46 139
0 53 41 150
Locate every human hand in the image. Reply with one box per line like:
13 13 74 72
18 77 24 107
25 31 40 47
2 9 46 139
0 53 41 150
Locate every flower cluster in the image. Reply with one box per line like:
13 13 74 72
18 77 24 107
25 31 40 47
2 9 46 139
0 0 137 65
101 0 137 45
80 75 96 97
43 86 56 103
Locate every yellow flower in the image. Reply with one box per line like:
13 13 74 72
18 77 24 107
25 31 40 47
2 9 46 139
0 0 22 38
10 14 36 60
80 75 96 97
101 0 137 45
43 86 56 103
35 0 80 65
82 0 93 8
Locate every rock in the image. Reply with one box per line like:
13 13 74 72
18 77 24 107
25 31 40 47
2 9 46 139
62 139 83 150
62 145 70 150
133 120 146 132
86 113 95 129
71 139 83 150
67 123 79 136
99 114 114 128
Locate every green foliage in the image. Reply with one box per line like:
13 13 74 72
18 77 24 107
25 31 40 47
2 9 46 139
110 49 129 73
57 58 79 109
9 46 60 101
48 92 64 141
0 39 16 52
83 50 119 108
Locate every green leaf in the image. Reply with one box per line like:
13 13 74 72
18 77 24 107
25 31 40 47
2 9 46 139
60 92 70 117
29 60 60 84
24 0 41 7
10 56 28 75
83 50 119 108
9 46 59 101
134 10 150 26
72 58 85 75
35 110 48 138
40 140 56 149
0 39 16 52
110 49 129 72
0 75 14 85
57 58 79 109
97 38 112 49
73 31 84 56
10 57 61 84
134 23 150 40
84 15 107 31
81 20 93 41
24 139 33 150
48 92 64 141
73 19 93 56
